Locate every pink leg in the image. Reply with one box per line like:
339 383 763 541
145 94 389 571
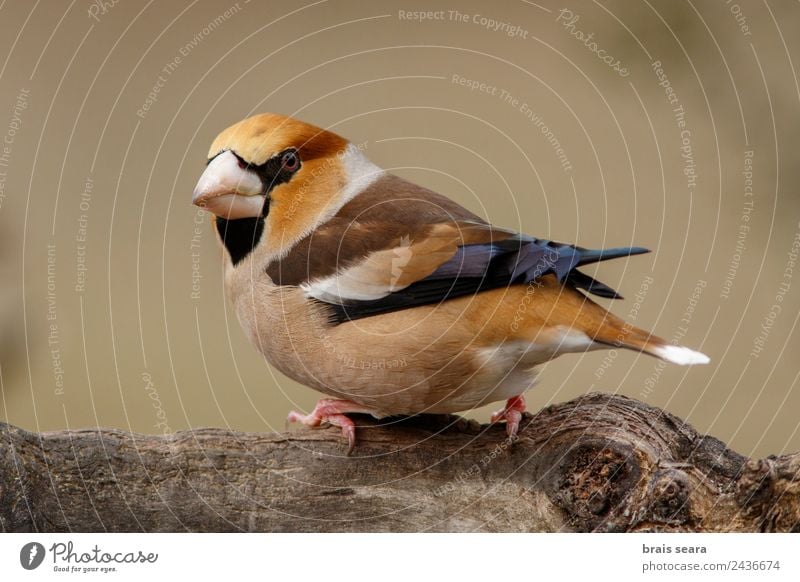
490 395 526 438
287 398 377 454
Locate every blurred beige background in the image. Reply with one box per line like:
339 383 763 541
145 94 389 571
0 0 798 459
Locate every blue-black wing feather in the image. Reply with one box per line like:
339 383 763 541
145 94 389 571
327 235 649 324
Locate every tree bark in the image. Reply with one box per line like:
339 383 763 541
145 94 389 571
1 393 798 532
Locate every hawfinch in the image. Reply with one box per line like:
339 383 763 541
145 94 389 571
192 113 709 452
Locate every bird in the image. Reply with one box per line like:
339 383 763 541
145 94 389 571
192 112 709 453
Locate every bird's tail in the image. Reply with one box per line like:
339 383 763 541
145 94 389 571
509 274 710 365
591 311 710 365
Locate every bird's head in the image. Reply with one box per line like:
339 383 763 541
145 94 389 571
192 113 379 258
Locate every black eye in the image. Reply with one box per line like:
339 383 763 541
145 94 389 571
281 150 299 172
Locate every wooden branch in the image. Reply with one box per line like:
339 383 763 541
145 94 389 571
1 393 798 532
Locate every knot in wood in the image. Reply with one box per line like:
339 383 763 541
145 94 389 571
552 439 640 531
647 468 691 524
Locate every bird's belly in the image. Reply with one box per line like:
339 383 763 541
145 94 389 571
258 321 545 416
235 284 576 416
267 342 541 416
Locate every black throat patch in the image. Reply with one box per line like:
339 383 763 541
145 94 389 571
215 216 265 265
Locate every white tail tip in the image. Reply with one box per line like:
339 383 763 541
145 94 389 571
652 344 710 365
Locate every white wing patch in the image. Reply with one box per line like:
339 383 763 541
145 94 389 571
301 243 418 304
301 224 466 306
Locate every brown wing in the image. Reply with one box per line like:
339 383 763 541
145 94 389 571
264 173 648 323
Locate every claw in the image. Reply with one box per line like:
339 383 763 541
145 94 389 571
490 395 526 439
341 422 356 456
286 398 375 454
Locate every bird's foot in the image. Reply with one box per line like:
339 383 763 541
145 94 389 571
287 398 376 454
490 395 526 439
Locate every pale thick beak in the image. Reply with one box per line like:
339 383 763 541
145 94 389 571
192 150 265 219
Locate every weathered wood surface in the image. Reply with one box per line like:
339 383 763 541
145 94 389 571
1 393 798 532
